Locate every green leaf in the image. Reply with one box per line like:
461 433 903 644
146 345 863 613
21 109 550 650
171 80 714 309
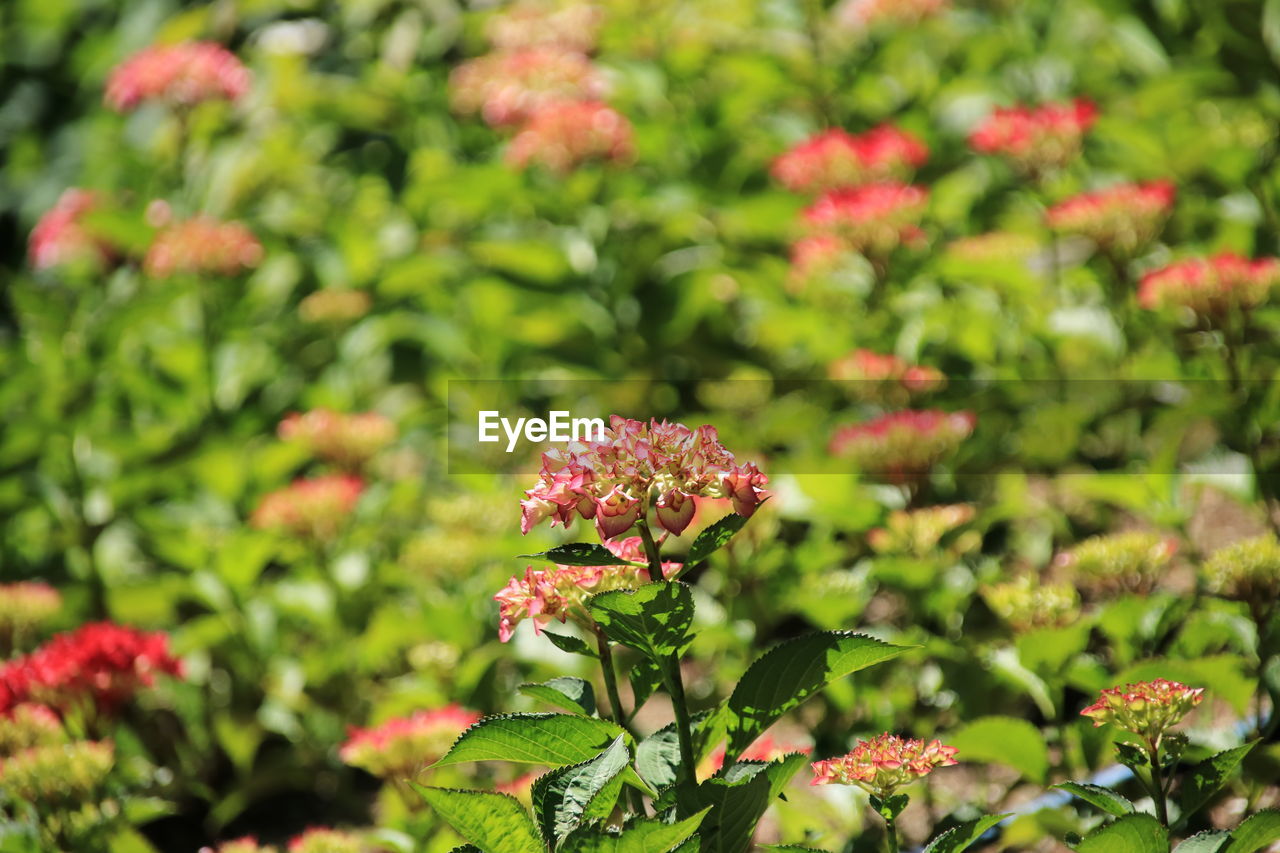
659 754 809 853
559 809 710 853
635 725 684 790
948 716 1049 783
685 514 751 566
1264 0 1280 68
1074 813 1169 853
412 785 542 853
533 736 631 845
922 814 1011 853
543 630 599 658
628 657 663 715
588 582 695 662
1177 742 1256 824
522 543 642 567
436 714 627 768
1054 782 1136 818
520 677 598 716
1224 810 1280 853
1174 832 1230 853
722 632 908 758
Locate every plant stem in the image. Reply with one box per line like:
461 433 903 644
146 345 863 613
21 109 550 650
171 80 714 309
1146 737 1169 826
884 816 899 853
596 628 629 724
637 519 664 581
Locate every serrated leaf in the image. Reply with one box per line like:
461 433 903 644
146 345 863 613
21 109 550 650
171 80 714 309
1074 813 1169 853
660 754 808 853
437 713 627 768
522 543 643 567
636 725 684 790
1174 832 1230 853
922 814 1011 853
588 582 695 663
629 657 663 716
1224 809 1280 853
1177 742 1256 825
533 736 631 845
1054 782 1136 818
559 808 710 853
520 677 598 716
685 514 751 567
722 632 909 758
948 716 1049 783
412 785 542 853
543 630 599 658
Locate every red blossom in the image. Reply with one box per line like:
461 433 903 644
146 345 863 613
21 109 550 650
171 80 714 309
105 42 250 112
1138 252 1280 315
1046 180 1175 255
800 183 929 259
811 733 957 797
28 189 115 271
507 101 633 173
250 475 364 541
829 409 975 483
829 348 945 398
969 99 1097 174
339 705 481 777
1081 679 1204 741
773 126 928 194
145 216 263 278
835 0 948 29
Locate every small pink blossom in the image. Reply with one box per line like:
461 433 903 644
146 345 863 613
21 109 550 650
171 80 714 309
835 0 948 29
829 410 975 483
28 190 114 271
773 126 928 194
1081 679 1204 741
1138 253 1280 315
829 349 945 400
286 828 364 853
449 48 604 127
278 410 397 470
250 475 364 542
800 183 929 259
105 42 250 112
339 705 481 778
810 733 957 797
486 1 604 53
1047 180 1175 255
507 101 633 173
969 99 1097 175
145 216 263 278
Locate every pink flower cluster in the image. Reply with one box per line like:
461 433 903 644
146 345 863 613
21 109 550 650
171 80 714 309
0 622 182 715
969 99 1098 175
1047 180 1175 255
829 410 975 483
486 1 604 53
251 475 364 541
279 410 397 470
829 348 945 399
450 48 604 127
810 733 958 797
1081 679 1205 741
1138 253 1280 315
339 705 481 778
800 183 929 261
145 216 263 278
105 41 250 112
28 189 114 271
495 536 659 642
0 582 62 643
520 416 769 540
286 828 365 853
506 101 634 174
772 126 929 195
835 0 948 30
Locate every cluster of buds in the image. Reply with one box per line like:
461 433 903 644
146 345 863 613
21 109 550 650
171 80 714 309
0 740 114 805
506 101 634 174
810 733 958 797
867 504 978 558
829 348 945 402
772 126 929 195
1138 253 1280 317
0 704 66 755
144 216 263 278
250 475 364 542
1056 530 1176 596
834 0 948 30
279 410 397 470
339 705 481 778
495 536 660 642
1202 533 1280 609
486 1 603 53
0 582 61 651
800 183 929 261
1046 181 1175 256
450 48 604 127
829 410 975 484
969 99 1098 176
702 734 812 780
1081 679 1204 742
520 416 769 540
105 41 250 112
287 828 366 853
299 290 372 324
0 622 182 715
980 576 1081 632
28 189 116 271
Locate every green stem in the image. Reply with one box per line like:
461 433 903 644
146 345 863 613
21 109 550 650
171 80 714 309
1146 737 1169 827
595 628 629 725
884 816 899 853
637 519 665 581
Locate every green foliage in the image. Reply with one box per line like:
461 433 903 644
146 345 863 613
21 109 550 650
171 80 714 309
1073 813 1169 853
533 736 631 846
412 786 543 853
1224 810 1280 853
1177 742 1257 826
522 544 645 567
1054 783 1136 818
921 814 1012 853
948 716 1049 783
520 678 599 717
437 714 628 768
559 809 710 853
684 514 752 568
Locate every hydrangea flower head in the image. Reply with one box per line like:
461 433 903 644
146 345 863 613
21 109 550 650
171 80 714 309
980 576 1080 632
279 410 397 470
250 475 364 542
0 740 114 804
810 733 957 797
1056 530 1176 596
507 101 633 173
969 99 1097 175
829 410 975 483
1202 533 1280 606
773 126 928 194
286 828 365 853
449 48 604 127
0 582 62 648
105 42 250 111
520 416 768 540
1046 180 1175 256
486 1 604 53
28 189 116 271
867 504 977 558
835 0 948 30
1138 253 1280 316
1081 679 1204 741
145 216 263 278
339 705 481 778
801 183 929 259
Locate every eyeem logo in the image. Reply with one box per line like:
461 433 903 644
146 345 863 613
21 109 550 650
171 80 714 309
478 410 607 453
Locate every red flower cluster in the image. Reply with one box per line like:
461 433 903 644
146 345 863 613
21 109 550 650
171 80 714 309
450 48 605 128
829 409 975 483
810 733 958 797
800 183 929 264
1047 180 1175 255
772 126 929 195
0 622 182 715
105 42 250 112
339 704 481 777
829 348 945 398
251 475 364 541
286 828 364 853
1138 252 1280 315
969 99 1097 175
145 216 263 278
506 101 634 174
520 416 769 540
835 0 948 30
28 189 114 271
279 410 397 470
1081 678 1204 741
486 1 604 53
